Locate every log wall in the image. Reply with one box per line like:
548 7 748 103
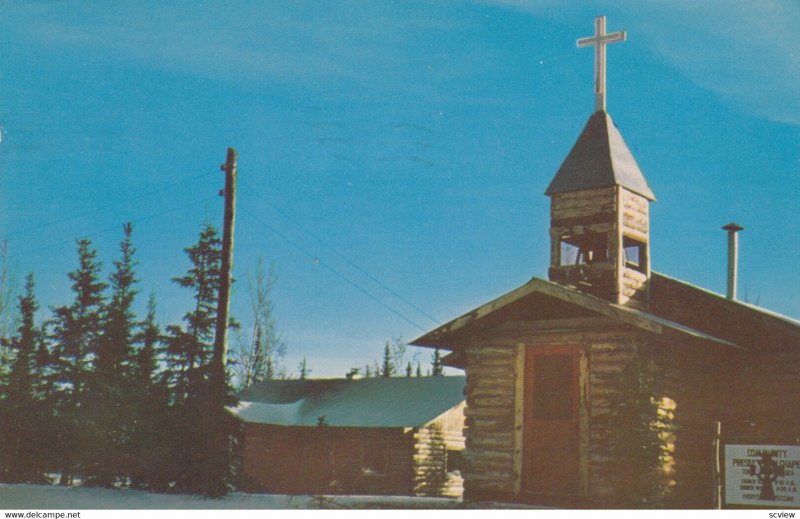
617 187 650 308
459 324 738 507
461 323 655 503
621 269 647 302
585 336 639 498
413 403 466 498
550 186 617 230
662 347 800 508
241 424 414 496
620 188 649 241
462 345 519 500
548 186 651 308
549 188 617 302
444 310 799 508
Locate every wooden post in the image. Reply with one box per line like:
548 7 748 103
209 147 236 494
713 421 723 509
213 147 237 386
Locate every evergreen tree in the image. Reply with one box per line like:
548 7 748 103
431 348 444 376
129 294 171 490
416 362 423 377
298 357 310 380
133 295 161 401
0 243 15 376
406 362 413 377
49 239 107 485
381 342 394 377
363 364 372 378
164 223 222 404
162 223 236 496
85 223 139 487
608 343 674 507
0 274 50 483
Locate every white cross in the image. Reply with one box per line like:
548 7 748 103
577 16 626 112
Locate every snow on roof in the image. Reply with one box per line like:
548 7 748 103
233 400 304 426
230 376 466 428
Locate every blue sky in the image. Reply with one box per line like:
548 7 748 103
1 1 798 377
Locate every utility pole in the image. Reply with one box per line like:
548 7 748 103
213 147 237 392
210 146 236 495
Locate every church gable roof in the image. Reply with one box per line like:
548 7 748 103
410 277 737 351
411 274 800 355
545 111 655 201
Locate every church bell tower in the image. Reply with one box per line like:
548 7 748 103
545 16 655 308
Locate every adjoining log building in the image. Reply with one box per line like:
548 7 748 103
231 376 466 498
411 18 800 509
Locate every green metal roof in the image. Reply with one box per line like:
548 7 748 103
545 111 655 201
231 376 465 428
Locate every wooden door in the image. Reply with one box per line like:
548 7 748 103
522 345 581 496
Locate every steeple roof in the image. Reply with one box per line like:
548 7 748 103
545 110 655 201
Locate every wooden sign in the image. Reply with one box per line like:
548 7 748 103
725 445 800 507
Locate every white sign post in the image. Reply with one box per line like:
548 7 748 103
725 444 800 507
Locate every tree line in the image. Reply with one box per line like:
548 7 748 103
0 223 280 496
364 338 443 378
296 340 444 380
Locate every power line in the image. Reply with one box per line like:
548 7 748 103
239 203 427 333
9 194 219 260
241 178 441 326
1 169 218 242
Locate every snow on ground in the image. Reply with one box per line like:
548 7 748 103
0 484 463 510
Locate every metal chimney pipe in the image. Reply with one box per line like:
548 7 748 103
722 223 743 300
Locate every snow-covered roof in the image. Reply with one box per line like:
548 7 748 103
230 376 466 428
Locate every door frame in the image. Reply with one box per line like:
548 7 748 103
518 343 588 497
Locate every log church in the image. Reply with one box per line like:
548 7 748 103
411 16 800 508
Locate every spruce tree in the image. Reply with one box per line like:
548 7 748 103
163 223 236 495
298 357 309 380
416 362 423 377
0 274 50 483
0 242 14 345
381 342 394 377
129 294 171 490
164 223 221 404
85 223 139 487
133 295 161 402
49 239 107 486
608 343 673 507
406 362 413 377
431 348 444 376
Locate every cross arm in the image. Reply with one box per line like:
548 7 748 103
576 31 627 48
